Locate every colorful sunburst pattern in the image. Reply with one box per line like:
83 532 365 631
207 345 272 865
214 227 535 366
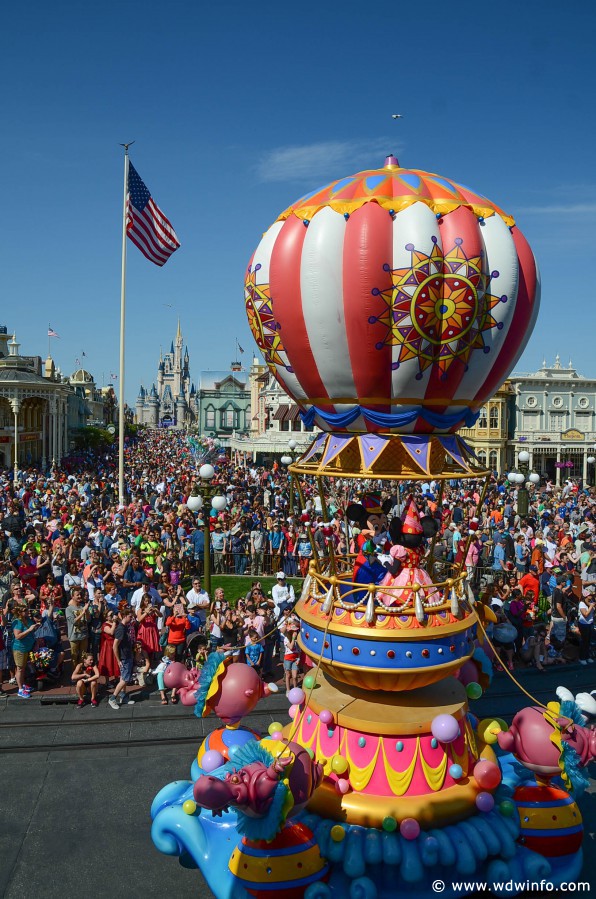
369 236 506 380
244 264 292 373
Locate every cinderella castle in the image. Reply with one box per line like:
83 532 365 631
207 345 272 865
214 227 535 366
135 321 198 428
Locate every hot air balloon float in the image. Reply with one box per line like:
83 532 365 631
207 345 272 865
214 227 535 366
152 155 590 896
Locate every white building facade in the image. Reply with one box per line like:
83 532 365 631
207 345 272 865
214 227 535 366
508 356 596 484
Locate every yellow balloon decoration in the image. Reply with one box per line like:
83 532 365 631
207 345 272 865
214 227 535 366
183 800 197 815
476 718 502 744
331 755 349 775
330 825 346 842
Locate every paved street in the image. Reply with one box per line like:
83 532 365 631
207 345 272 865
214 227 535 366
0 694 287 899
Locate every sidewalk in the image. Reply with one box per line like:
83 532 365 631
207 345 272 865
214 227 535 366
0 675 144 704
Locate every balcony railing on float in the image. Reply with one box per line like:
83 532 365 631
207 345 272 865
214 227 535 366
301 560 471 626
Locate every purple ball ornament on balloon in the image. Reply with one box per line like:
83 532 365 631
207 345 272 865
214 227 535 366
400 818 421 840
201 749 225 773
430 714 460 743
476 791 495 813
319 709 334 726
287 687 306 706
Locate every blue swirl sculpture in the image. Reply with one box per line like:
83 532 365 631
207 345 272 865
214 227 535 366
151 749 584 898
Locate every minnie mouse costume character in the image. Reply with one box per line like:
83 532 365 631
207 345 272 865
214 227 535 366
377 498 441 614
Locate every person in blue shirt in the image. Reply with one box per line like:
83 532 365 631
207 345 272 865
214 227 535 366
492 542 507 573
188 526 205 571
12 602 38 698
514 536 529 576
245 629 263 672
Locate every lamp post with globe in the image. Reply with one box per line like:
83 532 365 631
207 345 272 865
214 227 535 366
281 438 299 516
508 450 540 517
587 455 595 488
186 463 227 597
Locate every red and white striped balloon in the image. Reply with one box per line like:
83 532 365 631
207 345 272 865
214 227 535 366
245 156 540 434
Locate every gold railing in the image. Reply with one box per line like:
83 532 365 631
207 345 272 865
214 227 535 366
302 561 471 622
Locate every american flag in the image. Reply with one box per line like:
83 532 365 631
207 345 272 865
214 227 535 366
126 162 180 267
48 326 59 338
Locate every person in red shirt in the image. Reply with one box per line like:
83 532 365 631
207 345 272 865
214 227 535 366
489 507 503 528
165 600 191 669
518 566 540 605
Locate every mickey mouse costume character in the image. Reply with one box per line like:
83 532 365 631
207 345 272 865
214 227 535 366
345 495 399 598
377 497 441 616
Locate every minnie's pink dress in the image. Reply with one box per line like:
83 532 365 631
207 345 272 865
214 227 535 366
377 545 441 609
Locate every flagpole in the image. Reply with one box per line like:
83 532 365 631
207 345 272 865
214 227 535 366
118 142 133 506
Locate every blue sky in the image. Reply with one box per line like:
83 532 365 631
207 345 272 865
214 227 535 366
2 0 595 403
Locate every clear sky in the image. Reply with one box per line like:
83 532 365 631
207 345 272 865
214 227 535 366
2 0 595 403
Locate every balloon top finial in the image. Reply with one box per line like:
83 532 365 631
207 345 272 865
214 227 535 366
385 154 400 169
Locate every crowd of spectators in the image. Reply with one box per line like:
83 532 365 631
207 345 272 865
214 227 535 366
0 431 307 704
1 428 595 705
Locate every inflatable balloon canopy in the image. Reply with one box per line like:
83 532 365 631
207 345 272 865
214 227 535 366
245 155 540 434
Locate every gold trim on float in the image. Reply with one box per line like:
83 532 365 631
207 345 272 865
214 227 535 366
290 464 489 481
286 433 490 481
305 672 468 720
306 758 496 828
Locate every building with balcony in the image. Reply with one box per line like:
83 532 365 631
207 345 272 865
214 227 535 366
507 356 596 484
458 382 513 474
0 329 71 469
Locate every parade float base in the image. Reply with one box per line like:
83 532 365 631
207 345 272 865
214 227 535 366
151 751 584 899
287 673 489 827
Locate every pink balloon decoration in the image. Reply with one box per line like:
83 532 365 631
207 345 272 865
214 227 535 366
400 818 421 840
473 759 502 790
336 778 350 794
201 750 225 773
288 704 300 719
287 688 306 706
319 709 334 726
270 731 283 741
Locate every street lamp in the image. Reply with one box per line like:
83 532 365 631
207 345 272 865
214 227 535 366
280 453 293 513
516 451 531 516
587 456 595 488
285 438 299 515
186 463 227 596
508 450 539 517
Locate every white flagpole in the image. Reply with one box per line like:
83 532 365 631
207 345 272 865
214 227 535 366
118 142 133 506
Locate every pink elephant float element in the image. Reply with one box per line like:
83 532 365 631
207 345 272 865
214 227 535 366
497 701 596 792
194 653 278 726
193 738 324 840
163 662 200 706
